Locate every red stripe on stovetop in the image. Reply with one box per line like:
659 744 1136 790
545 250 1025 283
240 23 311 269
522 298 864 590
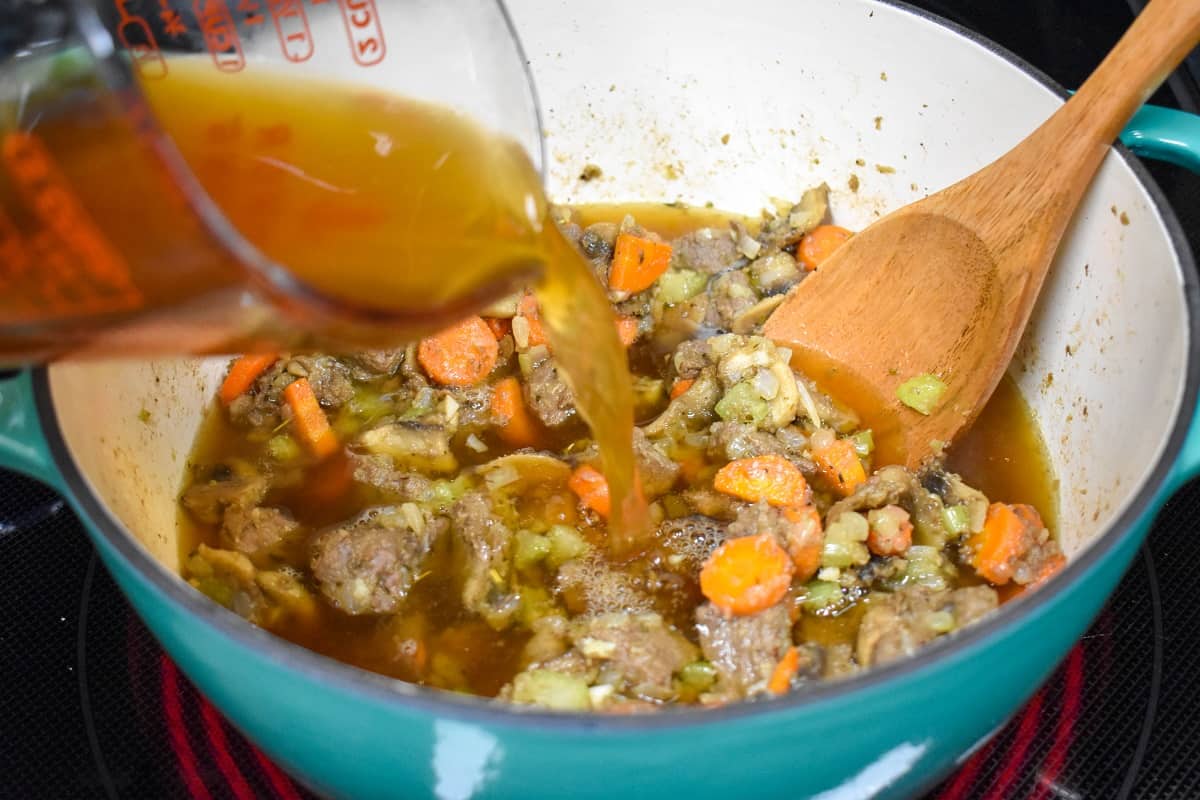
161 656 214 800
1030 645 1085 800
937 737 994 800
198 696 258 800
251 744 306 800
984 689 1045 800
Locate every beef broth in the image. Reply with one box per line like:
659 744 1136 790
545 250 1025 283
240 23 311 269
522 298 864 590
178 201 1062 709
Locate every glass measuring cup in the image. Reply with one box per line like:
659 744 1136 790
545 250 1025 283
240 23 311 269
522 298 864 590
0 0 545 362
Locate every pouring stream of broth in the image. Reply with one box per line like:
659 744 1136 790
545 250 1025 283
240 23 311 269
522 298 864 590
122 61 647 550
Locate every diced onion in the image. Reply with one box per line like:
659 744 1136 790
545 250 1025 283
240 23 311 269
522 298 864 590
466 433 488 453
753 367 780 400
484 464 520 490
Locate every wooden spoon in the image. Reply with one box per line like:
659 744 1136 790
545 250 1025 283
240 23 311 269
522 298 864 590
763 0 1200 469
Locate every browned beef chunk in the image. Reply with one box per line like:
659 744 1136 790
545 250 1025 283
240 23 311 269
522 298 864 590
682 486 737 519
855 585 998 668
524 358 576 428
705 270 758 331
672 227 739 274
350 349 405 379
695 601 792 696
671 340 713 380
708 421 787 461
180 465 267 525
449 492 520 628
727 503 821 581
227 355 353 428
827 465 946 544
569 612 698 700
311 506 443 615
350 453 433 500
221 505 299 560
633 429 680 497
449 384 495 430
284 355 354 409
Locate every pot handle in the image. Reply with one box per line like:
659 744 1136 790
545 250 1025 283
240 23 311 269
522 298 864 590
0 370 65 492
1118 102 1200 173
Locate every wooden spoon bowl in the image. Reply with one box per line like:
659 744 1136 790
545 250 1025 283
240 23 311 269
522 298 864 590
764 0 1200 468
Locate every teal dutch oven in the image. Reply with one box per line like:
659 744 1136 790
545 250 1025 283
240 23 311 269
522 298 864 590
3 1 1200 798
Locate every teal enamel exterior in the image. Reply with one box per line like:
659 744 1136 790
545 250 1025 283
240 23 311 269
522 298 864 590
1122 104 1200 174
0 104 1198 798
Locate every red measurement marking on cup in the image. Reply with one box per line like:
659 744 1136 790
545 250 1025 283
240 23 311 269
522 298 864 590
158 1 189 38
113 1 168 79
267 0 314 62
236 0 266 26
194 0 246 72
337 0 386 66
0 133 142 317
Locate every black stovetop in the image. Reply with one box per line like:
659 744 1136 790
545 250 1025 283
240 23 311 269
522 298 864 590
3 1 1200 798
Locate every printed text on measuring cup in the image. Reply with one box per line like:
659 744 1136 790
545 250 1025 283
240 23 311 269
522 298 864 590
112 0 387 78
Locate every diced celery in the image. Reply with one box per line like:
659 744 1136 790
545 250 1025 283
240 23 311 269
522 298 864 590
821 511 870 568
192 577 234 608
514 530 551 570
547 524 590 567
714 381 769 427
942 504 971 537
802 580 844 613
510 669 592 711
517 585 560 627
850 430 875 457
428 476 471 509
267 434 302 463
348 389 391 420
656 269 709 305
896 374 947 415
898 545 950 591
678 661 718 691
925 610 956 633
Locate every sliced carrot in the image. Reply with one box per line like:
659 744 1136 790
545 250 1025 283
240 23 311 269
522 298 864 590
713 455 810 508
969 502 1044 585
609 234 673 293
283 378 339 459
700 533 794 616
417 316 499 387
811 438 866 496
867 505 913 557
484 317 510 341
783 505 823 581
490 376 542 449
797 225 853 270
568 464 611 518
767 646 800 695
516 293 549 348
219 353 277 406
614 315 640 347
670 378 695 399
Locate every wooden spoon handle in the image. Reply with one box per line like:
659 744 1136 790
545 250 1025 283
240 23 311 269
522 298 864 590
1037 0 1200 174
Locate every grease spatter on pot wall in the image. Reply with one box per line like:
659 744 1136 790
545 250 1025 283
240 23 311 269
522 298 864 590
876 164 895 174
578 164 603 182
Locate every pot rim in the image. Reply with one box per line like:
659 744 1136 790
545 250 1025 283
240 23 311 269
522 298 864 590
35 0 1200 733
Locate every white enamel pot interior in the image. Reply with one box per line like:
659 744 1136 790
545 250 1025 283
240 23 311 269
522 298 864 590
30 0 1196 794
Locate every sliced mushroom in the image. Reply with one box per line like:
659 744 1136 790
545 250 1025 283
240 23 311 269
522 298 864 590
731 294 786 335
476 452 572 493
